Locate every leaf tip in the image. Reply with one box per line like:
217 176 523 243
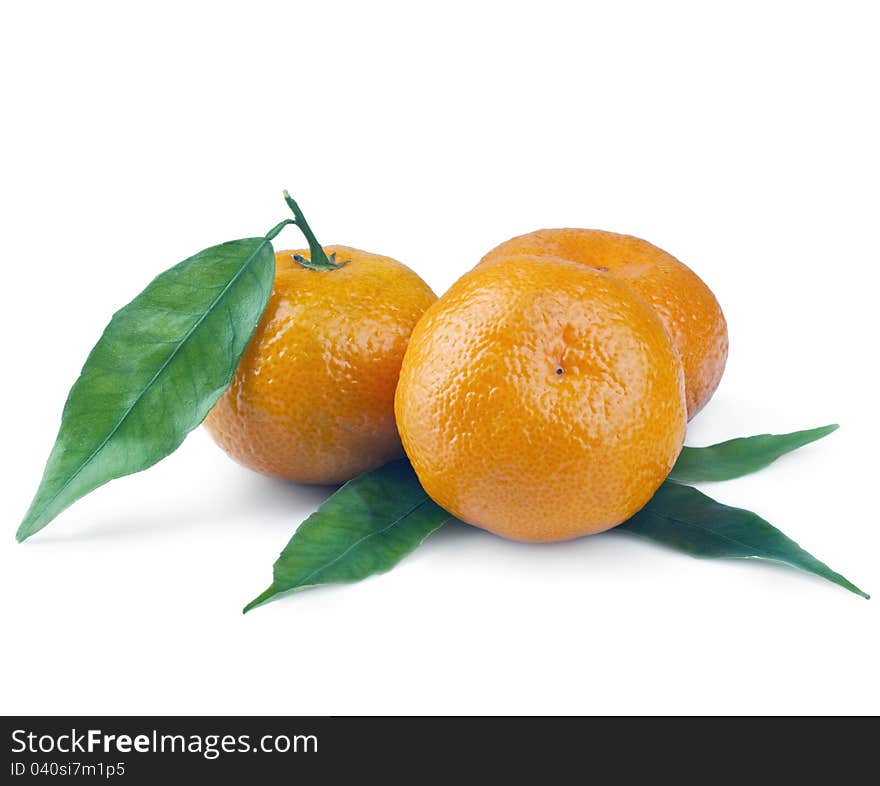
15 513 41 543
243 585 277 614
834 574 868 600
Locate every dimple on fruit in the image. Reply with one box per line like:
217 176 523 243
479 228 728 418
394 254 687 542
204 202 436 484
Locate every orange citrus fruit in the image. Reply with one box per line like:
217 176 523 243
478 229 727 418
205 245 436 484
394 255 687 542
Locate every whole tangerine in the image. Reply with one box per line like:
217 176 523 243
204 200 436 484
394 255 687 542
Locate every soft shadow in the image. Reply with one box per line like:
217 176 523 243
231 474 336 525
28 475 337 545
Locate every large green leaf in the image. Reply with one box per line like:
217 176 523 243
17 237 276 541
244 460 451 612
668 424 838 484
617 482 868 598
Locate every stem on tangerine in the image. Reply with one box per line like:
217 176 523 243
281 190 346 271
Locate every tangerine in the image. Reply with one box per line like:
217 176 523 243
205 236 436 484
395 255 686 542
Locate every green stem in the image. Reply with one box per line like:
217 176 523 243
264 219 295 242
282 190 345 271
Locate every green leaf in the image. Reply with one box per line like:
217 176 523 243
244 460 451 612
17 237 276 541
618 482 868 598
668 424 839 484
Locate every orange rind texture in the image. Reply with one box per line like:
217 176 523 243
395 256 687 542
205 246 437 484
479 229 728 418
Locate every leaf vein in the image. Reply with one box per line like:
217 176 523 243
28 238 271 525
289 495 432 589
641 508 780 555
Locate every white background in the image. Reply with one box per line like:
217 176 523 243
1 1 877 715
